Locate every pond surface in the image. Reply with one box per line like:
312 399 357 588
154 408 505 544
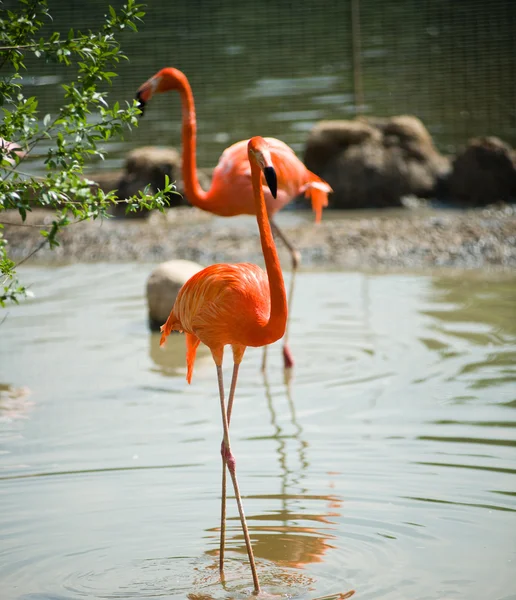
12 0 515 175
0 265 515 599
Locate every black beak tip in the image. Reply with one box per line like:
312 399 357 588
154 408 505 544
135 92 146 117
264 166 277 199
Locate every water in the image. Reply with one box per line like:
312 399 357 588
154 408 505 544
0 264 515 599
6 0 515 175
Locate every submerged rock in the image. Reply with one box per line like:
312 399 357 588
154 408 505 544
146 259 204 331
0 383 33 421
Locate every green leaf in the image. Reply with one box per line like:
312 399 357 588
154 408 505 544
0 0 164 309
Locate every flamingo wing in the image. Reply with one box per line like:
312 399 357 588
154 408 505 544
169 263 270 347
210 138 331 220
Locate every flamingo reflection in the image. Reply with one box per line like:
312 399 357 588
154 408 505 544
208 372 342 570
148 331 211 378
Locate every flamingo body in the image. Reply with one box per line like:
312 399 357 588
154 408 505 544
161 262 283 383
136 67 328 370
207 137 330 221
135 67 331 223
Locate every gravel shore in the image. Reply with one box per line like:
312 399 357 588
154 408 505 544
3 205 516 271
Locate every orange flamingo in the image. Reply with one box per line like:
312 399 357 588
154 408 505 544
136 67 332 372
160 137 288 593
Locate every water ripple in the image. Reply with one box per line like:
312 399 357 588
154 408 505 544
1 267 515 599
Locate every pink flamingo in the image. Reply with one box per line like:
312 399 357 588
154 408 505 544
136 67 332 371
160 136 289 592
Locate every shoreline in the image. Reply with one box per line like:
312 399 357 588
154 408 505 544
3 205 516 272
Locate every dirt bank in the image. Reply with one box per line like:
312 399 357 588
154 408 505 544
3 206 516 271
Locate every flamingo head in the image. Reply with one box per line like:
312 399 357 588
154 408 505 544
248 136 277 199
135 67 184 117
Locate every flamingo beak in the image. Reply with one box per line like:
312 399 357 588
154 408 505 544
263 166 277 199
135 90 146 117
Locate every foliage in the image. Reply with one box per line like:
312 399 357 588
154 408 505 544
0 0 176 307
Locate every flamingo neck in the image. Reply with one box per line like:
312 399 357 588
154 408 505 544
176 72 209 207
251 161 287 342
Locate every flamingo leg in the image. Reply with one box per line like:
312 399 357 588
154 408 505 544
216 364 260 593
219 361 240 577
261 219 299 372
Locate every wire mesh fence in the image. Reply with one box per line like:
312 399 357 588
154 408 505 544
357 0 516 154
2 0 516 169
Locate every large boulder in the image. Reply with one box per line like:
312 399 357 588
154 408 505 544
46 146 215 216
146 259 204 331
303 119 381 177
114 146 214 217
447 136 516 207
86 169 124 195
304 115 450 209
114 146 184 217
365 115 450 198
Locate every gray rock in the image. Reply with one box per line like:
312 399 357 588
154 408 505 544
304 115 450 209
146 259 204 331
448 136 516 207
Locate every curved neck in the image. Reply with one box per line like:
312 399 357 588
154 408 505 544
251 161 288 341
176 72 209 206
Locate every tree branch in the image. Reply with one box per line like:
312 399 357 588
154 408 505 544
15 237 49 268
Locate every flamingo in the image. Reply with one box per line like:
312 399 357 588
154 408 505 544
159 137 288 594
0 137 25 166
136 67 332 372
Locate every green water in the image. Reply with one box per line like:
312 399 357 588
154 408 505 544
7 0 515 175
0 265 515 599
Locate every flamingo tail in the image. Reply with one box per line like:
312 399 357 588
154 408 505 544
300 173 332 223
159 311 182 346
185 332 200 384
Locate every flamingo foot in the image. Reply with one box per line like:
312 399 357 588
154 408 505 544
283 344 294 369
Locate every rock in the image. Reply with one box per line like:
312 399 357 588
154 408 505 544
365 115 450 198
447 136 516 207
85 169 123 194
323 139 408 209
303 120 381 177
146 259 204 331
115 146 184 218
23 145 214 217
304 115 450 209
0 383 33 421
